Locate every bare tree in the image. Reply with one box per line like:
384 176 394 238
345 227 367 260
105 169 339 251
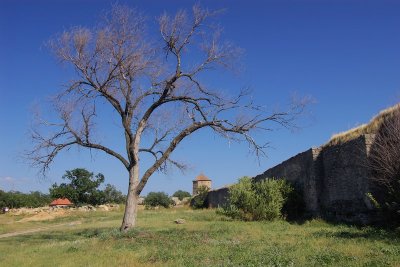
368 106 400 197
367 106 400 225
28 5 307 232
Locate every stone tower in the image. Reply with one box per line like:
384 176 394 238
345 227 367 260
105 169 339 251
192 173 212 195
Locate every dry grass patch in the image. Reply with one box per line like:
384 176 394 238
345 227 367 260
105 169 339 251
327 103 400 146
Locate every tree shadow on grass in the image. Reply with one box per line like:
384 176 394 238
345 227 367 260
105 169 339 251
0 226 113 244
313 227 400 244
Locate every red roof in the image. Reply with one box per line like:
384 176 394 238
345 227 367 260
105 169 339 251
50 198 73 206
194 174 211 181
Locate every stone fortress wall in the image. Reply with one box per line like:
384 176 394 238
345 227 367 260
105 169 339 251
205 134 378 224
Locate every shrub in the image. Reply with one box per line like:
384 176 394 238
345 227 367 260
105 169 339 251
190 186 209 209
102 184 126 204
218 176 295 221
172 190 191 200
144 192 174 209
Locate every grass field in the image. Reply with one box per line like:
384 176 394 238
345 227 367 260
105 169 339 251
0 207 399 267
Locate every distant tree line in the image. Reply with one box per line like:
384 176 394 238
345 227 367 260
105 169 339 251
1 168 194 209
0 190 51 208
0 168 126 208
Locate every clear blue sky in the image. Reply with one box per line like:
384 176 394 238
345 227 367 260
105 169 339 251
1 0 399 196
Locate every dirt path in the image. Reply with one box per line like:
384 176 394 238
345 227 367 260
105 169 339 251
0 221 82 239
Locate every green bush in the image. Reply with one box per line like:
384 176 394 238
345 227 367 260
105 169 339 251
172 190 191 200
102 184 126 204
218 176 296 221
190 186 209 209
144 192 174 209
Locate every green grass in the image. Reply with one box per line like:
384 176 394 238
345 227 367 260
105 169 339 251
0 207 399 266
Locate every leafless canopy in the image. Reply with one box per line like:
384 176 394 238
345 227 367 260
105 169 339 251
28 5 307 196
368 108 400 190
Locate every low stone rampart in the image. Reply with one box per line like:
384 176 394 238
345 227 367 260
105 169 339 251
206 187 230 208
203 134 378 224
318 135 374 223
254 148 322 214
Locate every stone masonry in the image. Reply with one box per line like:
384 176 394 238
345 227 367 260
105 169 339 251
205 134 378 224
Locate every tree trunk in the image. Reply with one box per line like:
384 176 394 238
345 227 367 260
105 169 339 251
120 166 139 232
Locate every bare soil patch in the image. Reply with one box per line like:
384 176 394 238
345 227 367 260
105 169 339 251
0 221 81 239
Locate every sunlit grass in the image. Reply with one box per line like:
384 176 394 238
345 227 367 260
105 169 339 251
0 207 399 266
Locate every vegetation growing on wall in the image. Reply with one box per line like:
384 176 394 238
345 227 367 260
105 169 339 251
328 104 400 146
